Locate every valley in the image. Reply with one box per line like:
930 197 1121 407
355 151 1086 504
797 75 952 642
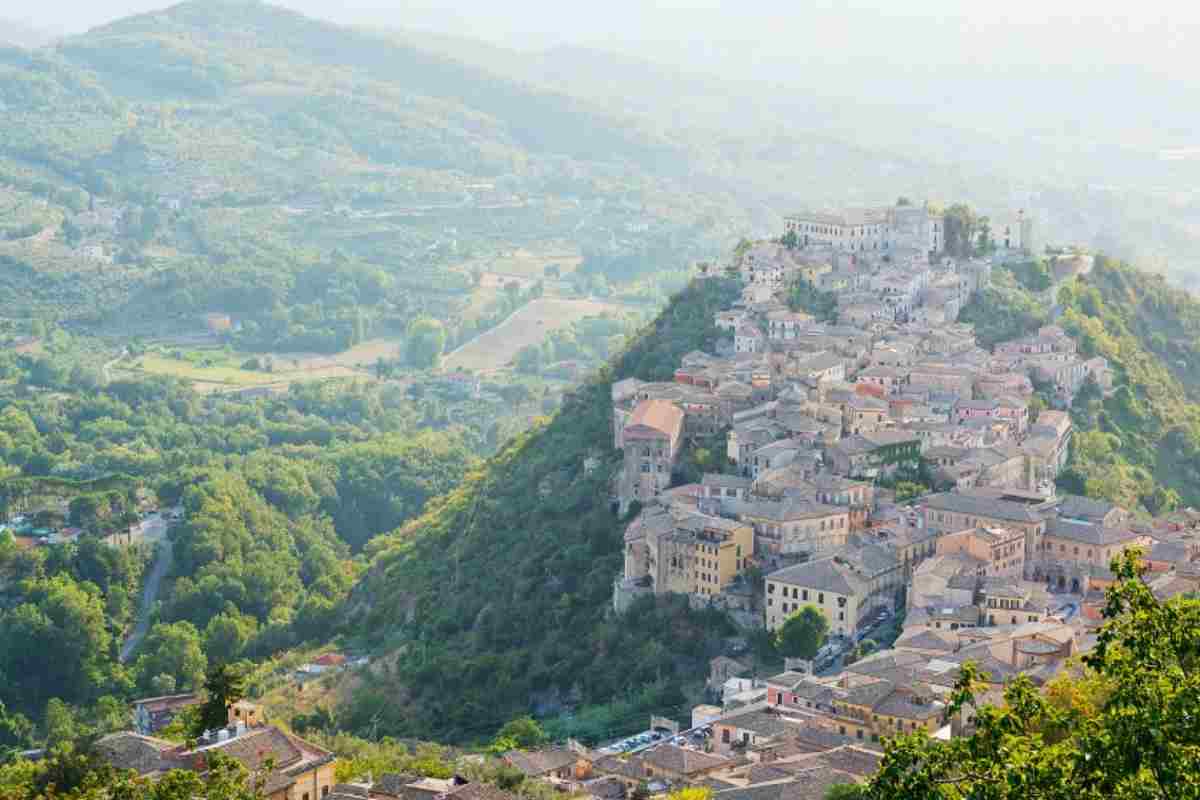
0 3 1198 799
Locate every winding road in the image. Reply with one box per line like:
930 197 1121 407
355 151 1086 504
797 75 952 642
120 516 173 663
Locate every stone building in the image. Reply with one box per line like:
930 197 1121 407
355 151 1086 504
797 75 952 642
618 400 684 511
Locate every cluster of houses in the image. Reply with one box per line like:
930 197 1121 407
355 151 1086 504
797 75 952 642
593 202 1200 795
102 699 338 800
83 201 1196 800
612 200 1193 649
579 497 1200 800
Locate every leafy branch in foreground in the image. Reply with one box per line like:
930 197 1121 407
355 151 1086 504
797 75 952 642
866 549 1200 799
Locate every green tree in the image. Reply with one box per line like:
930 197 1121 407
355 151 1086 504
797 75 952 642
0 701 33 755
493 716 547 750
136 622 207 693
203 613 256 663
943 204 979 258
774 605 829 660
868 550 1200 799
975 216 993 254
192 662 248 737
0 575 113 714
406 317 446 369
514 344 542 374
44 699 83 754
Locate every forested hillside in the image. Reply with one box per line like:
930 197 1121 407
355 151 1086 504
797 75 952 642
340 278 742 742
955 255 1200 512
1052 257 1200 511
0 0 744 349
0 340 477 734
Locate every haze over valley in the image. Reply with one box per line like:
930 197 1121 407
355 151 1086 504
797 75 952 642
0 3 1199 800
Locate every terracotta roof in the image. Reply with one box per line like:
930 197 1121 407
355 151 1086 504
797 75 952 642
95 732 179 775
445 783 520 800
133 693 200 713
628 400 685 439
641 744 732 775
503 747 578 776
581 777 627 800
714 766 858 800
1045 518 1138 546
592 756 646 781
207 727 333 795
374 774 420 798
767 557 867 597
313 653 347 667
813 746 882 778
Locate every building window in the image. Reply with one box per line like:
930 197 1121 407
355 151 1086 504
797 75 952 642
819 593 825 604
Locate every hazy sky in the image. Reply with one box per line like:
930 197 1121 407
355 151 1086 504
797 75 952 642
12 0 1199 80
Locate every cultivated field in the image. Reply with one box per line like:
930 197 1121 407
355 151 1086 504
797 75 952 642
123 347 375 394
453 244 583 280
442 297 624 371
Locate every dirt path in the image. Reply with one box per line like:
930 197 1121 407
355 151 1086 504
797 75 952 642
121 533 172 663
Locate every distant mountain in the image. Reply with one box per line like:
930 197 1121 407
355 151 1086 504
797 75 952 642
0 0 987 333
393 30 1200 278
57 0 682 172
0 0 741 336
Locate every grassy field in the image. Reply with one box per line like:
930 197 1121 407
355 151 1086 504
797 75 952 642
442 297 624 371
284 338 404 371
133 354 268 385
453 244 583 280
126 349 369 393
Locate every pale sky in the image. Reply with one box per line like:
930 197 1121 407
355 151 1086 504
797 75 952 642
10 0 1199 82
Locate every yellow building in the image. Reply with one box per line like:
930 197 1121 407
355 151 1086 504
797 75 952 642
626 506 754 598
663 512 755 596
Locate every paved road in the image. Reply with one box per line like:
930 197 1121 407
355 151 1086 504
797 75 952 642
120 534 173 663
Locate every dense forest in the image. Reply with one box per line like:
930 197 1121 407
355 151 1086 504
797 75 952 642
0 342 478 739
1054 257 1200 511
340 277 742 742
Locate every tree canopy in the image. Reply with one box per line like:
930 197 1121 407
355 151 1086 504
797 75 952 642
868 550 1200 799
774 605 829 660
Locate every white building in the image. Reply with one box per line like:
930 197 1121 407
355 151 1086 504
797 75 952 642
735 325 765 354
784 202 943 255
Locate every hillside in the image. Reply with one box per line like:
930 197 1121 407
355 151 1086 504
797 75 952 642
0 0 744 351
1051 257 1200 511
338 277 742 742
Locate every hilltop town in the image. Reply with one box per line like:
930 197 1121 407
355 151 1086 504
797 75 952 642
17 200 1200 800
581 200 1200 794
